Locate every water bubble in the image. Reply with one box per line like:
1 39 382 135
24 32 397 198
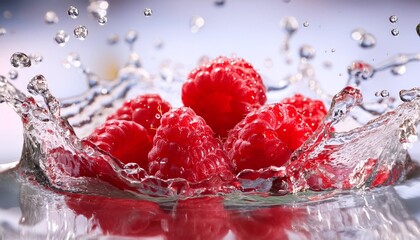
98 16 107 25
389 15 398 23
391 28 399 36
123 162 141 175
10 52 31 68
299 45 316 60
74 25 88 40
144 8 153 17
399 119 418 150
303 21 309 27
28 74 48 95
416 24 420 37
391 65 406 75
29 54 43 65
281 16 298 34
375 90 389 98
68 6 79 19
214 0 225 6
67 52 82 68
87 0 109 19
107 33 119 45
190 16 205 33
125 30 138 44
44 11 59 24
399 88 420 102
55 30 69 46
3 11 12 19
360 32 376 48
8 70 18 80
0 28 6 36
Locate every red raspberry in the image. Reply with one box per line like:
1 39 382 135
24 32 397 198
106 94 171 137
87 119 152 170
148 107 234 183
281 94 328 131
182 56 267 138
225 103 313 172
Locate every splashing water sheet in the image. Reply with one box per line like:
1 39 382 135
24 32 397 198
1 0 420 239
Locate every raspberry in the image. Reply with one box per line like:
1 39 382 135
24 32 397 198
182 56 267 138
107 94 171 137
87 119 152 170
281 94 328 131
148 107 233 183
225 103 313 172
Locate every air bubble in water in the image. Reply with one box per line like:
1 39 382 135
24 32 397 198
416 24 420 37
74 25 88 40
281 16 298 34
391 65 406 75
144 8 153 17
55 30 69 46
375 90 389 98
98 16 107 25
44 11 59 24
391 28 399 36
299 45 315 60
0 28 6 36
190 16 205 33
28 74 48 95
303 21 309 27
8 70 18 80
87 0 109 19
125 30 138 44
68 6 79 19
10 52 31 68
67 52 82 68
389 15 398 23
399 88 420 102
107 33 119 45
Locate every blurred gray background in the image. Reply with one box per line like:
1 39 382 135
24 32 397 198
1 0 420 163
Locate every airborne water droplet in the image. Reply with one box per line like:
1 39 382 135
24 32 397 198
44 11 59 24
68 6 79 19
107 33 119 45
0 28 6 36
55 30 69 46
10 52 31 68
391 28 399 36
399 88 420 102
125 30 138 44
8 70 18 80
351 28 365 41
281 16 298 34
299 45 316 60
360 32 376 48
144 8 153 17
67 52 82 68
190 16 205 33
98 16 107 25
214 0 225 6
375 90 389 98
391 65 406 75
303 21 309 27
29 54 43 65
74 25 88 40
389 15 398 23
28 74 48 95
416 23 420 37
87 0 109 19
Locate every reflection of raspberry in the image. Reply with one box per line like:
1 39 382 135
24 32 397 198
107 94 171 137
182 56 267 137
87 120 152 170
281 94 328 131
148 107 233 183
225 103 313 172
165 197 229 240
66 194 164 237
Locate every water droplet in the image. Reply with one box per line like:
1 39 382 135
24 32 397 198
29 54 43 65
144 8 153 17
331 48 336 53
303 21 309 27
375 90 389 98
399 119 418 150
67 52 82 68
55 30 69 46
399 88 420 102
68 6 79 19
8 70 18 80
391 28 399 36
351 28 365 41
98 16 107 25
44 11 59 24
3 11 12 19
214 0 225 6
360 32 376 48
123 162 141 175
264 58 273 68
391 65 406 75
0 28 6 36
389 15 398 23
74 25 88 40
416 24 420 37
281 16 298 34
190 16 205 33
62 60 71 69
28 74 48 95
347 61 374 80
10 52 31 68
299 45 316 60
125 30 138 44
107 33 119 45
